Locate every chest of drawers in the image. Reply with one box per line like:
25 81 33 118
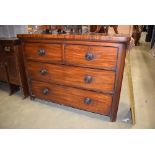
18 34 130 121
0 38 29 97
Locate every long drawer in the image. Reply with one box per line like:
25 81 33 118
24 43 62 63
65 45 118 70
31 80 113 115
27 61 115 93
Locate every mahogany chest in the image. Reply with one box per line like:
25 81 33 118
18 34 130 121
0 38 29 97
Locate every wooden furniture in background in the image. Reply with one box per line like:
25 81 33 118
132 25 143 46
18 34 130 121
0 38 29 98
90 25 118 34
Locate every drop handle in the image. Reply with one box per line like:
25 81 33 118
4 46 11 52
0 61 7 67
85 52 94 61
42 88 49 95
84 75 92 83
38 48 45 56
40 69 48 75
84 97 92 105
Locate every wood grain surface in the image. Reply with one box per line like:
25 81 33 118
24 43 62 63
65 45 117 70
18 34 129 121
31 80 112 115
0 39 29 98
27 61 115 93
17 34 130 43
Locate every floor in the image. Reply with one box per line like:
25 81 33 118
0 33 155 128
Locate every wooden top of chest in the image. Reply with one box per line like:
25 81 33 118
17 34 130 43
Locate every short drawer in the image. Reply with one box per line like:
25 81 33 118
27 61 115 93
31 80 112 115
65 45 118 69
24 43 62 63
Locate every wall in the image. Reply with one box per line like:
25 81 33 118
0 25 28 38
108 25 133 35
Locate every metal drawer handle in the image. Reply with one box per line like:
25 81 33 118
84 75 92 83
38 48 45 56
42 88 49 95
4 46 11 52
40 69 48 75
85 52 94 61
84 97 92 105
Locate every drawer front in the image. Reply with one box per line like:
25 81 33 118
0 57 7 81
65 45 118 69
27 61 115 93
0 45 19 84
5 55 20 85
31 80 112 115
24 43 62 63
